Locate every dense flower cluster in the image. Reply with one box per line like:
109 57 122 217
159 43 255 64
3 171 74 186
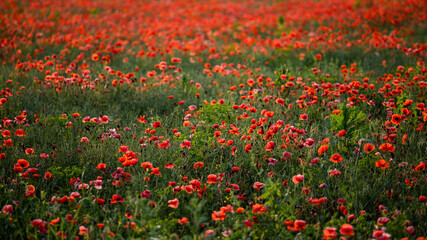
0 0 426 239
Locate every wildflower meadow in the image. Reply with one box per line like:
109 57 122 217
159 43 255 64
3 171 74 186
0 0 426 239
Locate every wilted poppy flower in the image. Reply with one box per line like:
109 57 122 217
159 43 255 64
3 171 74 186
168 198 179 208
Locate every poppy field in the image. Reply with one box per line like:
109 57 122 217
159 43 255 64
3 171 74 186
1 0 427 239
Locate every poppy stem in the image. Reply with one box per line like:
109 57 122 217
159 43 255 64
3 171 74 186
320 163 330 199
351 140 363 215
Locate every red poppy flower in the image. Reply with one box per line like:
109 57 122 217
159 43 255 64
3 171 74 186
363 143 375 153
292 174 304 184
323 227 337 239
286 220 306 231
3 139 13 146
1 130 11 138
165 163 175 169
329 153 343 163
207 174 217 184
318 145 329 155
118 146 129 153
25 148 34 155
375 159 390 169
17 159 30 168
14 164 23 172
339 224 354 236
253 182 264 191
151 167 161 175
379 143 395 152
97 198 105 206
336 130 346 137
96 163 107 171
391 114 402 125
111 194 125 203
211 211 226 221
414 162 425 172
265 141 275 151
2 205 13 215
178 217 189 225
168 198 179 208
15 129 25 137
